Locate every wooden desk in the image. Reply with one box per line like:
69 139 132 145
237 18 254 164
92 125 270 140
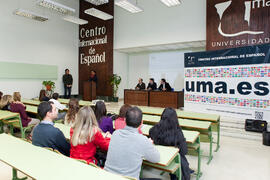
124 89 149 106
149 91 184 109
22 99 41 106
0 134 127 180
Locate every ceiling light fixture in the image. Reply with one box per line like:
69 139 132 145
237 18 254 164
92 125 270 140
115 0 143 13
160 0 181 7
84 0 109 6
14 9 48 22
37 0 75 14
84 8 113 20
63 16 88 25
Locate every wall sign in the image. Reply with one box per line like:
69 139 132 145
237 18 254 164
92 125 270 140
207 0 270 50
79 0 113 96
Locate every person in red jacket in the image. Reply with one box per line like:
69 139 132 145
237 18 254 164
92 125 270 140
70 106 111 165
115 104 142 134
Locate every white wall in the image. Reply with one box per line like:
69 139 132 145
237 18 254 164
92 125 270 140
0 0 79 98
114 0 206 49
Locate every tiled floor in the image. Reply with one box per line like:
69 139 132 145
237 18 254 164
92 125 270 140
1 100 269 180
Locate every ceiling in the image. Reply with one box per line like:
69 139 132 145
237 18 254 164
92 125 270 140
115 40 206 54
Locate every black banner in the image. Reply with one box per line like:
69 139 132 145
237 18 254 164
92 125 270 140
185 44 270 68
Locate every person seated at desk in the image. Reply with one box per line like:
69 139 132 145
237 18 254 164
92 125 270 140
10 92 40 128
115 104 142 134
104 107 160 180
32 101 70 156
89 70 98 83
158 78 172 91
0 91 2 101
147 78 157 91
70 106 111 165
149 108 190 180
94 101 114 134
39 89 50 102
64 98 79 126
49 93 66 120
0 95 13 111
135 78 146 90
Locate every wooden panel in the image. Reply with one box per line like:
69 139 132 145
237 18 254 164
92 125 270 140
124 89 149 106
83 81 96 101
149 91 184 109
0 61 57 79
207 0 270 50
79 1 113 96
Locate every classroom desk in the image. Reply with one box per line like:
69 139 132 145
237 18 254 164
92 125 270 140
141 124 202 180
139 106 220 152
22 99 41 106
0 133 127 180
0 110 20 133
124 89 149 106
26 105 38 114
142 114 213 164
55 123 70 139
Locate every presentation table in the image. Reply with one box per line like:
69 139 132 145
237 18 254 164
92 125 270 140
139 106 220 152
0 133 127 180
124 89 149 106
141 124 202 179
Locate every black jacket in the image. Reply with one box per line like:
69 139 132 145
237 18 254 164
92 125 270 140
147 82 157 90
135 83 146 90
63 74 73 86
158 82 172 91
32 123 70 156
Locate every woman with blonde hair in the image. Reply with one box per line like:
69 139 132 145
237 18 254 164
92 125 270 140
70 106 111 165
64 98 80 126
10 92 40 128
0 95 13 110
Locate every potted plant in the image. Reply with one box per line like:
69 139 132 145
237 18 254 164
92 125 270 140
42 80 55 91
109 74 121 102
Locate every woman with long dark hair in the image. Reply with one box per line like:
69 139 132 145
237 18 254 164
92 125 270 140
149 107 190 180
94 101 113 134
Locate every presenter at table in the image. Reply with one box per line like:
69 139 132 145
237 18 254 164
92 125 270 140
89 70 97 83
147 78 157 90
135 78 146 90
158 78 172 91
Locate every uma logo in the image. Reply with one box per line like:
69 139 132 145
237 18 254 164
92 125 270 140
215 0 266 37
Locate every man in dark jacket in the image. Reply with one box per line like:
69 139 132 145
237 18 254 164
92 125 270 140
158 78 172 91
32 101 70 156
147 78 157 90
135 78 146 90
62 69 73 99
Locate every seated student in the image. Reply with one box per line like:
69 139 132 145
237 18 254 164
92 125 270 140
115 104 142 134
149 108 190 180
0 95 13 111
10 92 40 128
70 106 111 165
105 107 160 180
0 91 3 101
158 78 172 91
39 89 50 102
32 101 70 156
64 98 80 126
49 93 66 120
94 101 114 134
135 78 146 90
147 78 157 90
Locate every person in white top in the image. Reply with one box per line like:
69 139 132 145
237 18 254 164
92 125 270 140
49 93 66 119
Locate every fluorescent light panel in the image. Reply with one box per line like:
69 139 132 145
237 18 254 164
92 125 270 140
160 0 181 7
14 9 48 22
37 0 75 14
84 8 113 20
63 16 88 25
115 0 143 13
84 0 109 6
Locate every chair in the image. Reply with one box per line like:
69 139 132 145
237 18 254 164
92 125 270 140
76 159 88 164
53 149 63 155
44 147 54 152
123 176 137 180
